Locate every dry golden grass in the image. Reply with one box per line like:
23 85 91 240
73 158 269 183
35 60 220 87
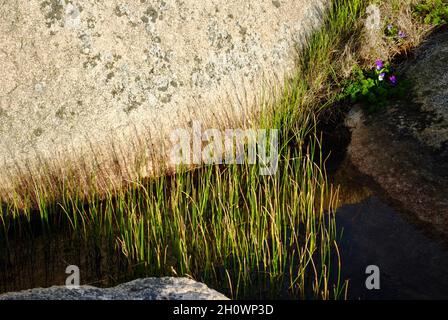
359 0 433 64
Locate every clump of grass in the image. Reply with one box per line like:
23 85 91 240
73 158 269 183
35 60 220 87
336 0 436 112
114 133 342 299
414 0 448 26
360 0 433 63
1 122 345 299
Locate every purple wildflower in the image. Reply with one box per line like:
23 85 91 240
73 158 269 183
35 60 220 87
387 24 393 32
378 72 386 81
398 30 406 38
375 59 384 71
389 75 398 86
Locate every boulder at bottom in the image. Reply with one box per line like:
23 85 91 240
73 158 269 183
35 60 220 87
0 277 228 300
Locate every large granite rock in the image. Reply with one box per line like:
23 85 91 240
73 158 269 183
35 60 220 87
0 0 326 197
0 277 228 300
346 30 448 235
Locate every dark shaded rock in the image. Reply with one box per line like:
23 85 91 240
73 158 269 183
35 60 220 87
345 30 448 235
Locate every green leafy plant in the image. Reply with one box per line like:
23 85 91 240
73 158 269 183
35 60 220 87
414 0 448 26
385 23 399 37
384 23 407 41
341 60 409 112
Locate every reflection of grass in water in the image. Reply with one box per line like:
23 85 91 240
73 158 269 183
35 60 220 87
0 229 131 294
332 159 374 208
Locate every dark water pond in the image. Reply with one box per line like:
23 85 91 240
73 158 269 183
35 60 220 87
0 226 136 294
334 159 448 299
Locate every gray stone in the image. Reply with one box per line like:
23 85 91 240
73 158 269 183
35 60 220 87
346 31 448 235
0 277 228 300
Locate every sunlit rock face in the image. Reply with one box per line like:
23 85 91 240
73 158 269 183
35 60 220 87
0 0 327 195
